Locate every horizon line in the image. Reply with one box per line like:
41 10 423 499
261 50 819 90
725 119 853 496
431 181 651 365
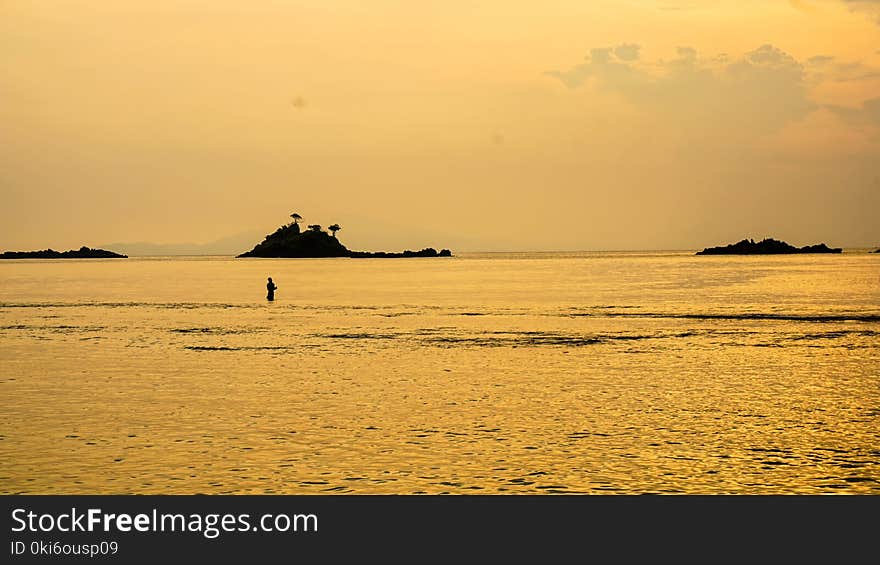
73 246 880 258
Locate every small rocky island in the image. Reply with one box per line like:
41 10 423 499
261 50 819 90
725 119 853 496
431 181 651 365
0 246 128 259
696 238 842 255
237 214 452 259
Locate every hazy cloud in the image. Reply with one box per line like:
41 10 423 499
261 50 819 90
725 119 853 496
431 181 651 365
614 43 641 61
838 0 880 22
546 45 639 88
590 47 614 65
676 46 697 62
547 44 815 133
828 62 880 81
740 44 798 66
842 1 880 10
806 55 835 65
805 54 880 82
827 97 880 124
790 1 880 23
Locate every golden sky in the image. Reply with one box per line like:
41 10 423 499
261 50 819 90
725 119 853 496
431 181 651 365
2 1 879 251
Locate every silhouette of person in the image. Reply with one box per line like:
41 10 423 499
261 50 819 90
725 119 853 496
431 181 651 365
266 277 278 301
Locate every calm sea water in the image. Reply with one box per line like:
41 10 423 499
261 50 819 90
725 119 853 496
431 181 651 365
1 251 878 494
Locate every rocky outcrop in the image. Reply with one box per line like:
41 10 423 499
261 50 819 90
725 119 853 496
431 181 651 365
237 216 452 258
696 238 842 255
0 246 128 259
237 224 350 258
350 248 452 258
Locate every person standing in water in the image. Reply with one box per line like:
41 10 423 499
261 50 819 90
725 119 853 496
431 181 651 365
266 277 278 301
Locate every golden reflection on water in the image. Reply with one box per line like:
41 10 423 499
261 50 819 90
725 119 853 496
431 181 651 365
1 253 878 493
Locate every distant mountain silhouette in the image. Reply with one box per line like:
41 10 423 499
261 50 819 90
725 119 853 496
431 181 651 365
0 246 127 259
696 238 842 255
101 230 264 256
237 216 452 258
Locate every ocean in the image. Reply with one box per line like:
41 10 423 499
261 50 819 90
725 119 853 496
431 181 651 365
1 251 878 494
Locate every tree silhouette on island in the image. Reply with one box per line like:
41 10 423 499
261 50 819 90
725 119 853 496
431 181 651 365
237 214 452 258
